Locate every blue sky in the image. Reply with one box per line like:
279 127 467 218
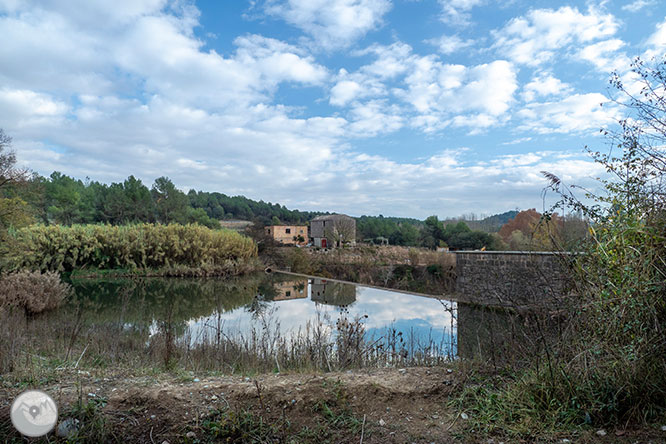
1 0 665 219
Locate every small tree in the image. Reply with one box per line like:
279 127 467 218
0 129 32 261
540 57 666 424
324 217 356 247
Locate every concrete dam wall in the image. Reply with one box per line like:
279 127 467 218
454 251 572 306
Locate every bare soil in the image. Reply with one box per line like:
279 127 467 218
1 367 664 443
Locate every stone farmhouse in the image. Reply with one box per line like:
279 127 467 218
310 214 356 248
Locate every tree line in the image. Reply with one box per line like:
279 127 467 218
1 130 586 251
1 169 322 229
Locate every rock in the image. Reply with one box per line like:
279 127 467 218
398 368 407 374
186 431 196 439
596 429 607 436
211 395 218 400
460 412 469 420
56 418 80 438
379 419 386 427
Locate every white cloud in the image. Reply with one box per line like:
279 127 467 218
492 6 620 66
426 34 476 55
400 59 518 125
645 17 666 59
348 100 404 136
233 34 329 86
517 93 619 134
521 73 572 102
0 88 69 128
330 79 364 106
576 38 629 73
0 0 623 218
264 0 391 50
438 0 484 26
356 42 413 79
502 136 532 145
621 0 655 13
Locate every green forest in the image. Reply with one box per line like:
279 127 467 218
0 163 586 251
1 171 322 229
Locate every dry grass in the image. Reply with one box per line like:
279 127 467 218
0 270 72 314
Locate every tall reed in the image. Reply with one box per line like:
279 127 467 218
3 223 257 273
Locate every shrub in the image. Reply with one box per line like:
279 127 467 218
0 270 72 314
3 223 257 273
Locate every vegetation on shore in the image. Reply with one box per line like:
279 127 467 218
449 58 666 439
0 270 72 314
2 223 258 276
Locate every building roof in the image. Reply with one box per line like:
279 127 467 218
311 214 354 221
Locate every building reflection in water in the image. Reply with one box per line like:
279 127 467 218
273 279 308 301
310 278 356 306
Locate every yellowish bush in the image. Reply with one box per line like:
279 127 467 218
4 223 257 272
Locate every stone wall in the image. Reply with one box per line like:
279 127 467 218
455 251 572 306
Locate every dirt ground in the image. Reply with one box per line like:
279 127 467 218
1 367 665 443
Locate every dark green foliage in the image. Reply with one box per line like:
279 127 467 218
422 215 500 250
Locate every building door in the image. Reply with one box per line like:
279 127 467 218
321 239 327 248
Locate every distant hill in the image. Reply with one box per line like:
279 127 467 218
475 210 520 232
442 210 519 233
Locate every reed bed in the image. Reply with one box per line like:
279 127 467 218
3 223 257 273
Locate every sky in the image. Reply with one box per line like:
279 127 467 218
1 0 665 219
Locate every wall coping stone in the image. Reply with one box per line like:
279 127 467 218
454 250 575 256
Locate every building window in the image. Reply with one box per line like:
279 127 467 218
286 228 291 234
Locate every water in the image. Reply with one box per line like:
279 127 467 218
68 272 458 360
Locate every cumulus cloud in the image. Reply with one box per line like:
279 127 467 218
399 58 518 130
426 34 476 55
438 0 484 26
576 38 629 73
521 73 572 102
347 100 404 136
0 0 635 217
492 6 619 66
263 0 391 50
517 93 619 134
